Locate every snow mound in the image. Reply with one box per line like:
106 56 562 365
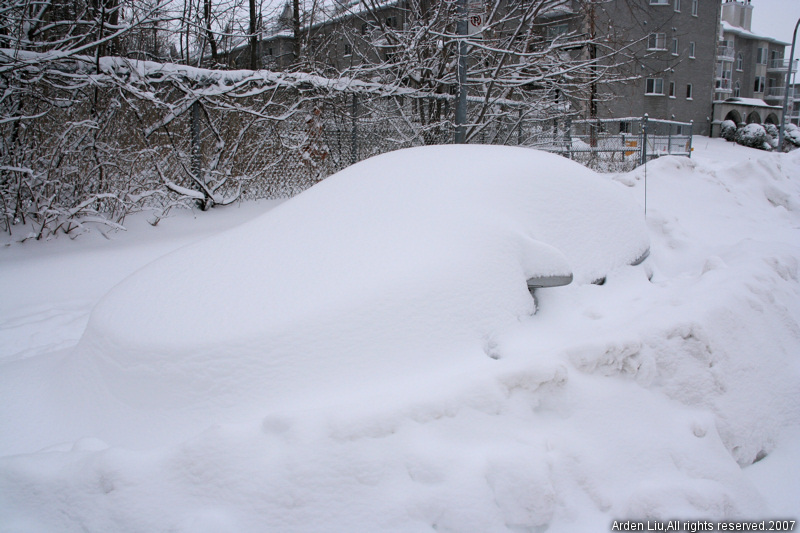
2 139 800 531
78 145 648 415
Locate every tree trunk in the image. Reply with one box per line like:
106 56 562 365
249 0 258 70
292 0 301 66
204 0 219 64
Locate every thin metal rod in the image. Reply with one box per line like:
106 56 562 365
778 18 800 152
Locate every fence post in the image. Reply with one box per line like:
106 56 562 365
640 114 648 166
191 100 202 187
351 93 358 165
518 108 523 145
667 124 672 155
688 120 694 158
566 117 572 160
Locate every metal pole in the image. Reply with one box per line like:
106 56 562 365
351 94 358 165
640 114 648 167
566 117 572 160
779 18 800 152
455 0 468 144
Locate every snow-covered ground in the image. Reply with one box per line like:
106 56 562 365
1 139 799 532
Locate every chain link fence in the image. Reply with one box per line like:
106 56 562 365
525 116 694 173
1 53 694 237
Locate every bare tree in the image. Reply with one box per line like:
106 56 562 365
0 0 169 238
297 0 639 141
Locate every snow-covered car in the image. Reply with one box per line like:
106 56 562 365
76 145 649 419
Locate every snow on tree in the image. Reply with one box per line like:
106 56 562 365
720 120 736 142
734 123 771 151
784 123 800 150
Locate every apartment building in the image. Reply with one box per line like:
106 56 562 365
710 0 794 135
225 0 792 138
789 82 800 126
582 0 719 135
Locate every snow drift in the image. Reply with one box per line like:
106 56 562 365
78 145 648 416
2 140 799 532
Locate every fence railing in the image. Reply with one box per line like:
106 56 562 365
527 116 693 172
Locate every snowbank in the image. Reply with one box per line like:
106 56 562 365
1 139 799 532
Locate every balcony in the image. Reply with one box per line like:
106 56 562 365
764 86 795 100
717 46 735 61
767 58 798 73
715 77 733 92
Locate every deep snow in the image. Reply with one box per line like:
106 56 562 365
1 139 799 532
74 145 648 436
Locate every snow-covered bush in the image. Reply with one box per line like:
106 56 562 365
764 123 779 149
735 123 772 151
784 123 800 150
720 120 737 142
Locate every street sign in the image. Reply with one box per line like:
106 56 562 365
467 0 484 35
468 14 483 35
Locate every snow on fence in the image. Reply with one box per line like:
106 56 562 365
0 51 691 238
541 116 694 172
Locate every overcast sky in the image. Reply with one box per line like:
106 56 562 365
747 0 800 46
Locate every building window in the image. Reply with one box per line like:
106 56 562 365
754 76 765 93
756 48 768 65
692 0 698 16
686 83 693 99
344 43 352 56
689 42 696 58
646 78 664 95
361 23 369 36
734 81 741 97
547 23 569 39
671 37 679 55
736 52 743 71
669 81 676 97
674 0 681 12
648 33 667 50
650 0 669 4
385 16 398 28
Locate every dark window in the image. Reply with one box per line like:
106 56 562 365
648 33 666 50
646 78 664 95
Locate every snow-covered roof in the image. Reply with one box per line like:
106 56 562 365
721 21 789 46
723 97 782 109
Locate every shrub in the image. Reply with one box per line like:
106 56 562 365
720 120 737 142
763 123 779 149
735 123 771 151
784 123 800 149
